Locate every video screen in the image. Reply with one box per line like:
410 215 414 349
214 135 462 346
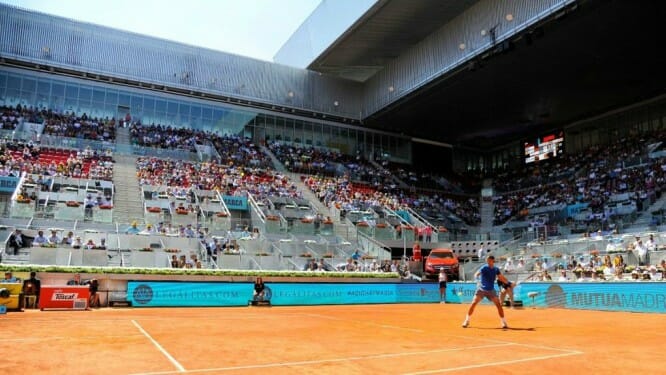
524 131 564 164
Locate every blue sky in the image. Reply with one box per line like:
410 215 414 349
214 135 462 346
1 0 321 63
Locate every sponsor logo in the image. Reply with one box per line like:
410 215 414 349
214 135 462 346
224 197 244 206
0 178 18 189
569 292 666 309
52 293 78 301
133 285 154 304
189 291 239 299
346 289 393 297
450 287 475 297
222 195 248 210
396 287 437 298
275 290 343 298
545 285 566 307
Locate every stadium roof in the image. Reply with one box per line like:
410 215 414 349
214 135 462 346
308 0 479 82
2 0 663 149
361 0 666 147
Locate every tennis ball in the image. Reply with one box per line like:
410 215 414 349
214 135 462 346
457 292 463 296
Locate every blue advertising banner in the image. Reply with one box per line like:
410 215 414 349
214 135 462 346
565 202 588 217
395 283 440 303
222 195 248 211
270 283 440 305
447 282 666 313
515 282 666 313
446 282 504 305
128 282 253 307
128 281 665 313
270 283 393 305
0 176 19 193
127 282 440 307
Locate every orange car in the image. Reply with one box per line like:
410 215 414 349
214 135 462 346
424 248 460 280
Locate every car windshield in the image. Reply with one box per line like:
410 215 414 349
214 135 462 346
430 252 453 259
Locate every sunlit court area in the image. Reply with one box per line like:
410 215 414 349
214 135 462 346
1 0 665 374
0 304 663 374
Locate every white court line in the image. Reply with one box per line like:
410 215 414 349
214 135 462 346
298 311 585 355
433 332 583 352
438 330 585 355
402 350 584 375
511 341 584 354
129 343 512 375
132 320 186 373
299 311 585 375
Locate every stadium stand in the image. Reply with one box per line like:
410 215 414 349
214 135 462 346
1 0 665 284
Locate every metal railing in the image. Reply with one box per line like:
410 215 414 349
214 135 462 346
357 231 391 261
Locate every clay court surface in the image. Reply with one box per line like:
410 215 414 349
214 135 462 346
0 303 662 374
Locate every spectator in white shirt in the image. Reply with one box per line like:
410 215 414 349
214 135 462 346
72 236 83 249
645 234 656 252
503 257 514 273
515 258 525 270
633 237 647 266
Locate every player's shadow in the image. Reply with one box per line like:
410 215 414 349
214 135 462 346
504 327 535 331
471 327 536 331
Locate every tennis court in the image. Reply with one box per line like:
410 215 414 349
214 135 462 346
0 303 662 374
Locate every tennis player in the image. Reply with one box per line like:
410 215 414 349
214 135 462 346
498 279 515 308
462 255 509 328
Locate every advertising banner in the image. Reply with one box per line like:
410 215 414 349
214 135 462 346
0 176 19 193
125 281 666 313
566 202 589 217
39 286 89 310
447 282 666 313
127 282 441 307
515 282 666 313
270 283 393 305
222 195 248 211
128 282 252 307
446 282 484 304
394 283 440 303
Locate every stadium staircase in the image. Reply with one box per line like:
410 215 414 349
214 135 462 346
259 145 288 173
367 158 408 189
479 199 496 234
279 171 392 259
479 179 495 235
480 200 495 232
288 170 358 241
259 145 361 245
111 155 145 225
111 127 145 225
630 194 666 229
0 195 9 217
